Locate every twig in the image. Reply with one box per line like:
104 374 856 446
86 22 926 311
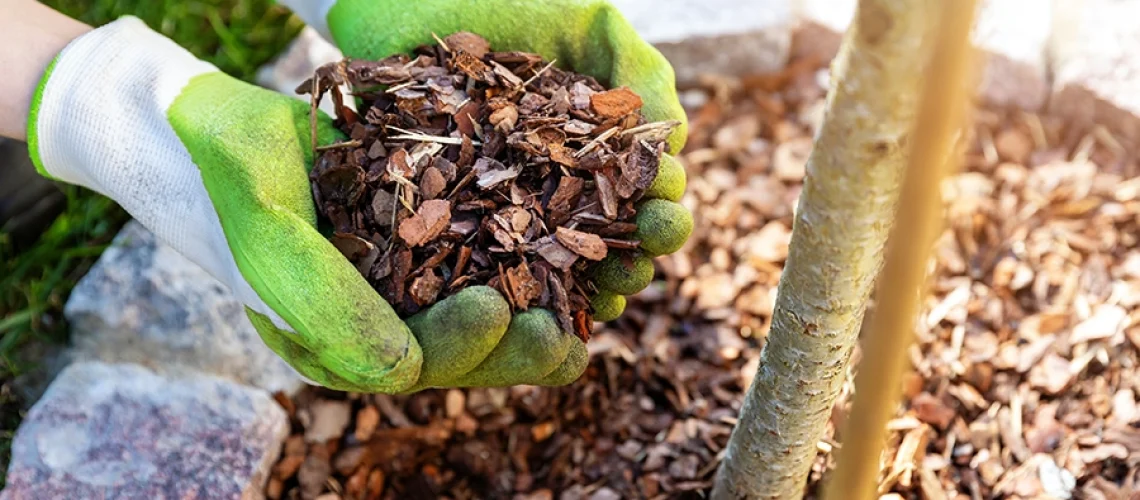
309 77 319 155
389 134 469 145
523 59 557 87
315 139 363 151
431 32 451 52
621 120 683 137
602 238 641 250
385 81 422 94
574 127 620 158
446 170 477 200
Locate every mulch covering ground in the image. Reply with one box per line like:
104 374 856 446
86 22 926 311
267 57 1140 500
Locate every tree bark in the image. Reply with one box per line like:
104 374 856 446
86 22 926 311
712 1 936 498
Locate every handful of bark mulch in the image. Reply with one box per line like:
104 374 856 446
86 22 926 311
298 32 678 340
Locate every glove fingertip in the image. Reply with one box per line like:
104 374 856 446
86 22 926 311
406 286 510 388
634 199 693 257
594 254 655 296
536 340 589 387
646 154 687 202
591 291 626 323
450 308 573 387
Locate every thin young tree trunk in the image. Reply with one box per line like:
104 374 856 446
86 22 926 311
712 1 935 498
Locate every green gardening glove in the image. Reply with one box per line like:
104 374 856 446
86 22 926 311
281 0 695 385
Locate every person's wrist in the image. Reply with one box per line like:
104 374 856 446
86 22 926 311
0 0 90 141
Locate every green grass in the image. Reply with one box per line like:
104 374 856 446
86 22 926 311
0 0 303 488
45 0 305 82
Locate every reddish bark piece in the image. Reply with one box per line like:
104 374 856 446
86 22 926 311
391 248 413 304
398 200 452 247
420 167 447 200
555 227 608 261
548 177 584 220
386 148 415 181
451 246 472 287
595 171 619 220
505 263 542 310
489 105 519 133
590 87 643 118
455 102 479 139
574 309 593 342
457 135 476 168
444 32 490 59
409 271 444 306
453 51 492 82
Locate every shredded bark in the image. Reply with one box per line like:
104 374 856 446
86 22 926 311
300 32 678 335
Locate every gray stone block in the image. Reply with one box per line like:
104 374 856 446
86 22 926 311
0 361 288 500
63 221 303 395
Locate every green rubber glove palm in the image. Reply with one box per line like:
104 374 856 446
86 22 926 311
273 0 695 391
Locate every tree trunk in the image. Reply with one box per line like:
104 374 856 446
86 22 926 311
712 1 936 498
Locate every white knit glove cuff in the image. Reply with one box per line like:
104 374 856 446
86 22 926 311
31 17 287 329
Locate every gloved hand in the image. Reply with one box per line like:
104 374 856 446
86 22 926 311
30 1 692 393
279 0 695 376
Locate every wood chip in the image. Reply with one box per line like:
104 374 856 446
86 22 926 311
590 87 643 118
505 263 542 310
420 166 447 200
555 227 608 261
398 199 452 247
409 271 444 306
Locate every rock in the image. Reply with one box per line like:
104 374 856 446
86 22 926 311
1050 0 1140 150
0 361 288 499
63 221 304 395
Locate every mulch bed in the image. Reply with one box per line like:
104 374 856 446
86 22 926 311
267 56 1140 500
301 32 676 338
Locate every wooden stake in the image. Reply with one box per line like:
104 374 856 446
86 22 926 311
823 1 979 499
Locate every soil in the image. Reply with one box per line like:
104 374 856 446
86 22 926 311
299 32 678 339
268 55 1140 500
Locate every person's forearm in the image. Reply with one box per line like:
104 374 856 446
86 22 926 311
0 1 90 141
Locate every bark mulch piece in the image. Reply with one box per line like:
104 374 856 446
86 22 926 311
269 57 1140 500
299 32 679 339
